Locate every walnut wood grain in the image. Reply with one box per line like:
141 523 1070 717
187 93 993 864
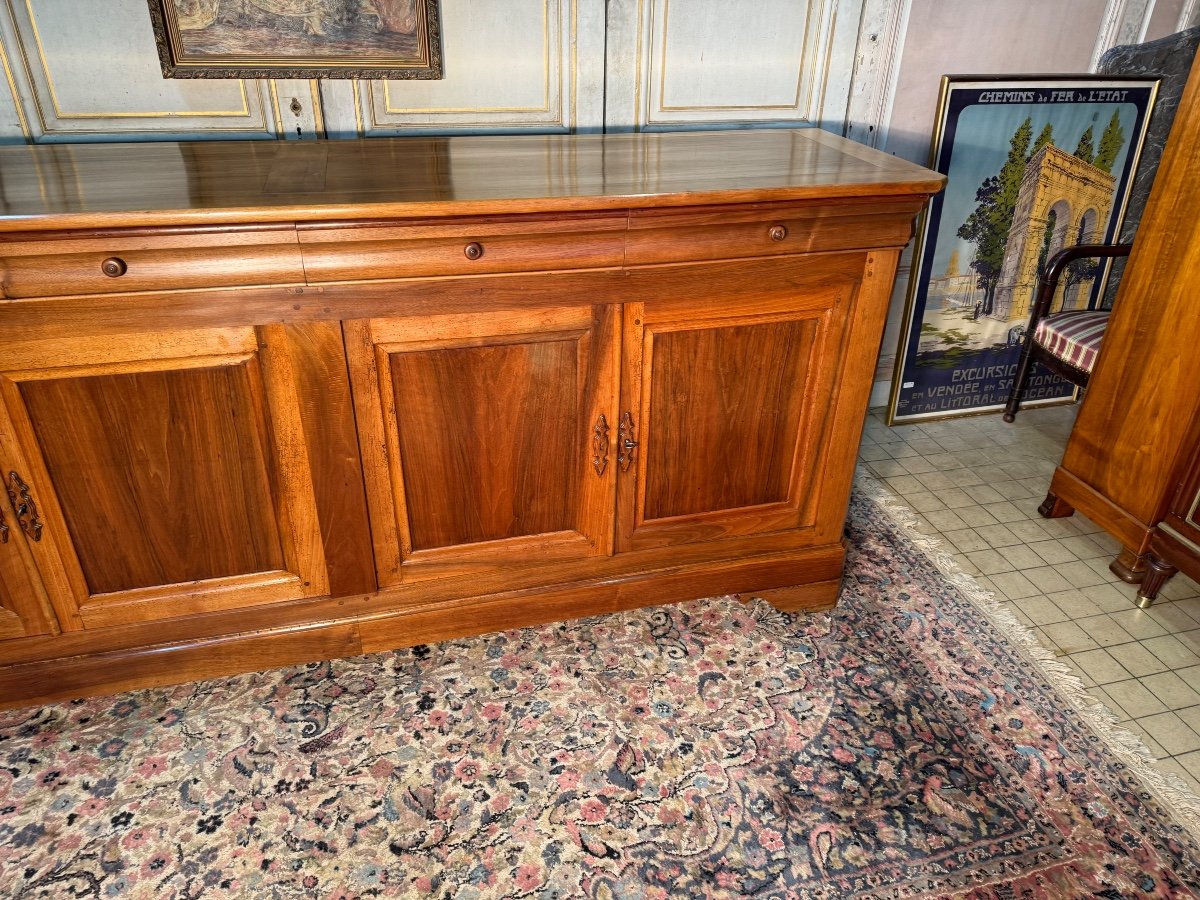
20 364 285 594
283 322 377 598
0 130 943 232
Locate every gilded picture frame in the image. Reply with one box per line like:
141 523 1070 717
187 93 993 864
887 75 1158 424
146 0 443 80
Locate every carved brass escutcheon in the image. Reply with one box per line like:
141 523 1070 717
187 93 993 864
592 414 610 477
7 471 42 542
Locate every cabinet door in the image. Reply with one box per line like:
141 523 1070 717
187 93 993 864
0 325 329 630
618 253 866 552
0 488 57 640
346 306 620 585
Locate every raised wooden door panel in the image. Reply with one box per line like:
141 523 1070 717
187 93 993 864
0 486 57 641
618 252 865 552
0 324 329 630
346 305 620 586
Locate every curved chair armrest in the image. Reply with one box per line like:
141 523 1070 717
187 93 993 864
1027 243 1134 332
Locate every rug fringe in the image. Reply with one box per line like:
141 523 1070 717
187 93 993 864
855 467 1200 842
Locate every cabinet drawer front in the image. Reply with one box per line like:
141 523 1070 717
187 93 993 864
0 231 305 299
626 200 922 266
299 215 626 282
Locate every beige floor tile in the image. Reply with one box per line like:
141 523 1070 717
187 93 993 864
999 545 1049 570
942 528 991 554
1174 750 1200 782
1023 566 1075 593
1137 712 1200 756
1059 535 1109 560
1161 578 1200 601
938 488 977 509
1005 520 1056 543
1044 590 1105 620
1027 539 1078 566
964 549 1014 576
956 506 999 528
1176 629 1200 655
923 509 969 532
1036 518 1085 539
1177 706 1200 735
900 457 939 476
1075 613 1134 649
990 571 1041 600
975 524 1024 549
1012 595 1069 626
1140 635 1200 669
1039 622 1099 655
1082 583 1138 613
1068 648 1133 684
947 469 985 488
962 484 1006 505
868 459 908 478
886 475 927 495
1107 642 1170 678
917 471 960 491
905 492 947 513
1103 678 1168 718
1106 609 1169 641
981 501 1025 523
1146 603 1200 633
1052 561 1109 589
1140 671 1200 710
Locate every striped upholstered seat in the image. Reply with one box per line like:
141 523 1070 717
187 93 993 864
1031 311 1109 374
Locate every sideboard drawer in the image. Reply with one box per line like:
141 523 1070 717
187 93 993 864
298 214 626 282
0 230 306 299
625 200 922 265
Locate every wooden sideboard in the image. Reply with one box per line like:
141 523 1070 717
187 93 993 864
1039 51 1200 591
0 130 942 708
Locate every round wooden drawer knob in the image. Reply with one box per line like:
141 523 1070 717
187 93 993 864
768 225 788 242
101 257 128 277
464 242 484 260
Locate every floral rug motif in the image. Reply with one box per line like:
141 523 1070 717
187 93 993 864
2 480 1199 898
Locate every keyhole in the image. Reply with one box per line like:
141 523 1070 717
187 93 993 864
290 97 303 116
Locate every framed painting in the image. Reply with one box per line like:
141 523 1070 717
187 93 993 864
146 0 443 79
887 76 1158 424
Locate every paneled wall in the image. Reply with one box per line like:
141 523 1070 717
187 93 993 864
0 0 869 142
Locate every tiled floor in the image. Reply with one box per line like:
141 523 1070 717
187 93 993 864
859 404 1200 794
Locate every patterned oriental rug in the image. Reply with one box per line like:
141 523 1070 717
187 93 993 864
2 477 1200 899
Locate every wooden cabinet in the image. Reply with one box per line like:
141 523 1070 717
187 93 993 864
1138 444 1200 605
1038 53 1200 589
0 130 942 707
0 322 330 629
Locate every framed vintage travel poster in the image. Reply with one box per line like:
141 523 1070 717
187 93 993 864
888 76 1157 424
147 0 443 80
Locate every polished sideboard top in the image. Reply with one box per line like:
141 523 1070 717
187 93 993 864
0 128 944 232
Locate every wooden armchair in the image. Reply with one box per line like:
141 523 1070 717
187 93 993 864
1001 243 1132 423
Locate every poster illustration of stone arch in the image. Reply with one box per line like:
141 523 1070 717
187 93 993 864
889 77 1157 424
